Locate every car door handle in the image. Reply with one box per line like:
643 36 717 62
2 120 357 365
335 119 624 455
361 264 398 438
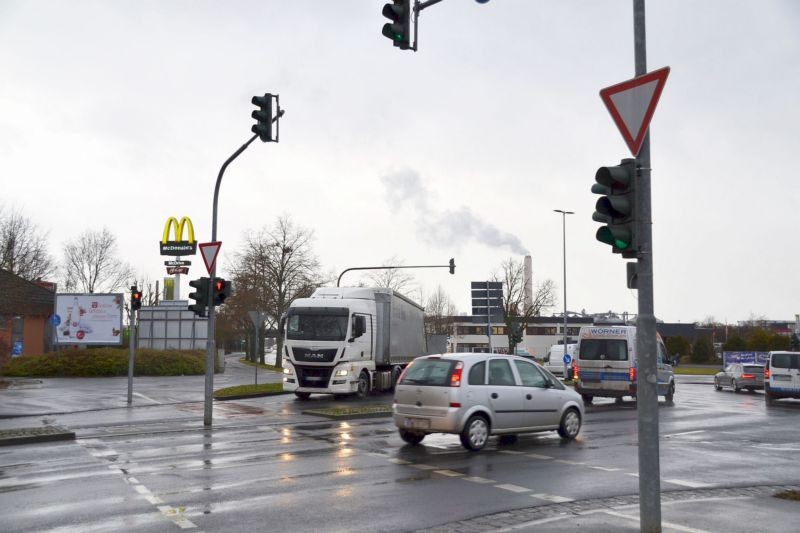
526 394 532 400
491 393 498 399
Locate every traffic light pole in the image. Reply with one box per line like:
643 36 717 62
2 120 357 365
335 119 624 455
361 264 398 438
204 133 258 427
633 1 661 531
127 304 135 405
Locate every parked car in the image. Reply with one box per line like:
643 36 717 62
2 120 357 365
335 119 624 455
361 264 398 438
765 351 800 406
714 363 764 392
392 353 584 451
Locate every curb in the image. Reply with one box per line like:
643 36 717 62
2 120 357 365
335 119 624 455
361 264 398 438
0 426 75 447
301 408 393 420
214 391 291 401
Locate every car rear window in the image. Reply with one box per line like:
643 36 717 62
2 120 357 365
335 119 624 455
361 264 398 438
743 365 764 374
579 339 628 361
771 353 800 369
399 359 456 386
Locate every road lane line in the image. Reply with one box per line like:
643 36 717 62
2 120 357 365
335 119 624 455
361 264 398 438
664 430 705 438
531 493 573 503
495 483 531 493
132 392 161 404
664 478 711 488
434 470 464 477
526 453 553 460
410 463 438 470
388 458 411 464
554 459 585 465
464 476 496 484
590 466 621 472
498 450 525 455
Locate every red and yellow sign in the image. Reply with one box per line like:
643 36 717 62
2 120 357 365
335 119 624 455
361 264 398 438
160 216 197 256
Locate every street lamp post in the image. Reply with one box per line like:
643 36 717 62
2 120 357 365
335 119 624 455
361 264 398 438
554 210 574 375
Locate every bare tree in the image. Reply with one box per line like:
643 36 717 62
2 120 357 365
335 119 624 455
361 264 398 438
362 255 415 294
493 257 556 353
62 228 134 293
0 205 55 281
227 215 323 367
425 285 458 336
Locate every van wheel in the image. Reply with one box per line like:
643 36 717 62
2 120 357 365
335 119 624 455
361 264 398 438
615 397 624 405
665 383 675 404
294 392 311 401
557 408 581 439
460 415 490 451
356 371 370 398
581 394 593 404
732 379 741 393
765 389 775 406
398 429 425 445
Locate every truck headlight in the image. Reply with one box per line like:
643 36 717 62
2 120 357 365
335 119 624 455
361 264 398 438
335 369 349 377
283 367 293 375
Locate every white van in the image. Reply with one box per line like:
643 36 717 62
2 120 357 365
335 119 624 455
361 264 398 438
543 343 577 378
574 326 675 404
764 351 800 406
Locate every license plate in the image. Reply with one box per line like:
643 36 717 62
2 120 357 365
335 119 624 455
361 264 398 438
404 417 430 430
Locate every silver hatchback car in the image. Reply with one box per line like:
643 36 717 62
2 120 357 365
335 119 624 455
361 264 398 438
392 353 585 451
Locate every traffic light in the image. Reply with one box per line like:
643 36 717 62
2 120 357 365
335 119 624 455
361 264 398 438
382 0 411 49
251 94 274 142
449 258 455 274
592 158 638 257
510 323 523 344
188 277 210 317
212 278 233 306
131 286 143 311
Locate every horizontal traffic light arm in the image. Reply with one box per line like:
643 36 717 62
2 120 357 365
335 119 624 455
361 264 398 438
337 259 456 287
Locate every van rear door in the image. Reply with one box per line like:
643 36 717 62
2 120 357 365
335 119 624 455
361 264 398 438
577 334 631 394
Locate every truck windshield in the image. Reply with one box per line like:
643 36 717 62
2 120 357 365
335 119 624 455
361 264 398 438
286 309 349 341
579 339 628 361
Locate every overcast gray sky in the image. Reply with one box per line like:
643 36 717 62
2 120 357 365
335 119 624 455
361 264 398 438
2 1 799 324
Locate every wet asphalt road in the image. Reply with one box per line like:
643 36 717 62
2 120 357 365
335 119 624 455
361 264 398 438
1 359 799 532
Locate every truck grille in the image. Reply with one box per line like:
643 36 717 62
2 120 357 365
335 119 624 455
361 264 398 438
292 347 338 363
296 365 334 388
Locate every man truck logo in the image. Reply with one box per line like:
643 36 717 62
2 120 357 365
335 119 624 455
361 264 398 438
160 216 197 256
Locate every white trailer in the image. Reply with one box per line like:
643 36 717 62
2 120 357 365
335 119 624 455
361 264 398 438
281 287 426 399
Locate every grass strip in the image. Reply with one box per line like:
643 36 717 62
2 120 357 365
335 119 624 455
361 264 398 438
302 404 393 419
775 489 800 501
672 367 720 375
213 382 285 399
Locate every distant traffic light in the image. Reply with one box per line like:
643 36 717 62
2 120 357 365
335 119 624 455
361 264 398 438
510 323 523 344
592 158 638 257
381 0 411 49
188 277 210 317
251 94 274 142
449 258 455 274
131 286 143 311
212 278 233 306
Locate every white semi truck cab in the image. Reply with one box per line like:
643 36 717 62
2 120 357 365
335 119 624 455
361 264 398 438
282 287 426 400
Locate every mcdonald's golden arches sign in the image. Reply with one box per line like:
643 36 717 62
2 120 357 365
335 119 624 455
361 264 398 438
160 216 197 256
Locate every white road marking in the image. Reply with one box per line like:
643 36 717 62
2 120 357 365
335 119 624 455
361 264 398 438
554 459 585 465
590 466 621 472
495 483 531 493
132 392 161 404
664 430 706 438
526 453 553 460
664 478 711 488
434 469 463 477
601 509 712 533
498 450 525 455
464 476 496 484
625 472 639 477
388 458 411 464
411 463 438 470
531 493 573 503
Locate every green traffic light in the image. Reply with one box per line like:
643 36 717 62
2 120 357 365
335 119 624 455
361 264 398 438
596 227 631 250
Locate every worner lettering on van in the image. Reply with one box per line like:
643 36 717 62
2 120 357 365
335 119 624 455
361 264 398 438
586 328 628 337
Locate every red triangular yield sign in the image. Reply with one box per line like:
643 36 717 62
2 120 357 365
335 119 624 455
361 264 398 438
600 66 670 156
199 241 222 274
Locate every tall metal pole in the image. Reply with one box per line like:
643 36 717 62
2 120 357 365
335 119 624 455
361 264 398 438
486 281 493 354
127 303 135 405
204 133 258 427
633 1 661 531
554 210 574 373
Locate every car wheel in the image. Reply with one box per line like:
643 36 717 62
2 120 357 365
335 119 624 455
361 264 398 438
665 383 675 404
714 378 722 391
356 371 370 399
398 429 425 445
460 414 490 451
581 394 593 404
294 392 311 401
615 397 624 404
747 387 755 393
557 408 581 439
732 379 741 393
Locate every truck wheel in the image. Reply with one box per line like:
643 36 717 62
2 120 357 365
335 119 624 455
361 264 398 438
391 366 403 389
581 394 593 404
398 429 425 445
356 371 370 398
460 414 490 451
294 392 311 401
557 408 581 439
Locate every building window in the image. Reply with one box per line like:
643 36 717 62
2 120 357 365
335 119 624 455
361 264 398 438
527 326 557 335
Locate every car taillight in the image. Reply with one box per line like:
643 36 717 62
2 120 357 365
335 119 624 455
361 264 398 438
629 367 636 381
449 402 461 408
765 367 770 379
573 363 579 379
742 373 754 379
450 361 464 387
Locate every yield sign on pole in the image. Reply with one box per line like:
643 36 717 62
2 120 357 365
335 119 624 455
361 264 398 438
600 66 670 157
199 242 222 274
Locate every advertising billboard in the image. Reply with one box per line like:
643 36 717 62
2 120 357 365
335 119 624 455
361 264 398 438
53 293 124 345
